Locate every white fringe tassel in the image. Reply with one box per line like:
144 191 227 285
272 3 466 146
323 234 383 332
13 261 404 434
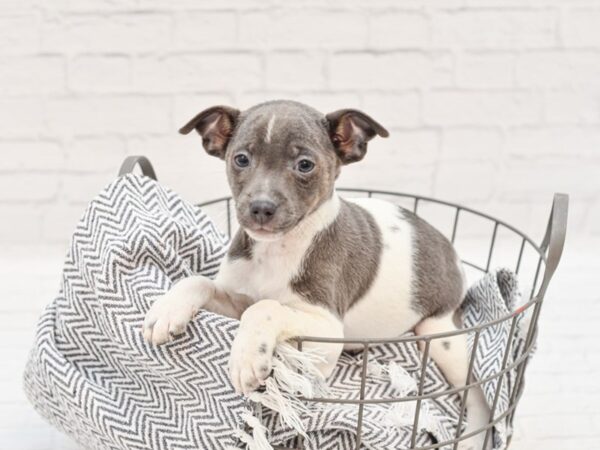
367 360 417 397
233 342 329 449
232 346 436 449
388 361 418 396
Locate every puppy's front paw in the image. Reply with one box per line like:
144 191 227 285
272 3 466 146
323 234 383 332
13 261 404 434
229 327 276 396
143 290 199 345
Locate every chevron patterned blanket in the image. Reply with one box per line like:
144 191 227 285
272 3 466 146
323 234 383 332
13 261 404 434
24 174 527 450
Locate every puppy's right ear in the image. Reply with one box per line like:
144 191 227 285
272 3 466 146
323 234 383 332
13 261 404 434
179 106 240 159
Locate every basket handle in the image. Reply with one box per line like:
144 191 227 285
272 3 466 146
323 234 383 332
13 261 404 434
118 155 158 180
536 193 568 298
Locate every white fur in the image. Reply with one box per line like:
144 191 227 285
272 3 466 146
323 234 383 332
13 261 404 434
216 194 340 301
416 314 491 450
342 198 421 347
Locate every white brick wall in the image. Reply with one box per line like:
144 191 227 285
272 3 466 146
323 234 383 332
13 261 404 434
2 4 600 450
1 0 600 245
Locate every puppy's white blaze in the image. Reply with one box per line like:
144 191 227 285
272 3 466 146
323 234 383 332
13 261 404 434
217 194 341 302
265 114 276 143
342 198 420 348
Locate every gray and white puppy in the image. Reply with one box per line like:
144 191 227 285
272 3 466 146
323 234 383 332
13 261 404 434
143 100 489 450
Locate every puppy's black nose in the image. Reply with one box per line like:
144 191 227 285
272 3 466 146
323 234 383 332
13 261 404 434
250 200 278 225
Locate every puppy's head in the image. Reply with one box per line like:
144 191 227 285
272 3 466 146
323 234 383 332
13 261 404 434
180 100 388 240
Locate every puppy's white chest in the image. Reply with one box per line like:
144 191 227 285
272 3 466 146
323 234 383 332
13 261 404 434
216 195 341 303
216 236 309 302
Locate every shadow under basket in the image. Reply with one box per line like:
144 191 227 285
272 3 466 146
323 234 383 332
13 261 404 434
119 155 569 450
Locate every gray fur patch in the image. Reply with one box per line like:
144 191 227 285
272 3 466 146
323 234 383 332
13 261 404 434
290 199 383 317
228 229 253 260
401 207 465 318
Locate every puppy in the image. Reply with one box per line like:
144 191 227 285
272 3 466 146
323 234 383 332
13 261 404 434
143 100 490 449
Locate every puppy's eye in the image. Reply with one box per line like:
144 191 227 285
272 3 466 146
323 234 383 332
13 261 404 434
296 159 315 173
234 153 250 168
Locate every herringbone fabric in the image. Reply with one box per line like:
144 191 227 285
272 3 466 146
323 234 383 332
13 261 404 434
24 174 526 450
24 174 245 450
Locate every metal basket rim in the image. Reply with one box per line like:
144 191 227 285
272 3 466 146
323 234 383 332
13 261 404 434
197 187 546 257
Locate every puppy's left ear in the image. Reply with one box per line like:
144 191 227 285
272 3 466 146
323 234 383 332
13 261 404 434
326 109 389 164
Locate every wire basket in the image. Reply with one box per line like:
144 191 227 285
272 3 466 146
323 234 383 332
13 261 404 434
119 156 568 450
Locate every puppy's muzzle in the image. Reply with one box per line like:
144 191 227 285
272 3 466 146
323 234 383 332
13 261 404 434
249 200 278 225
